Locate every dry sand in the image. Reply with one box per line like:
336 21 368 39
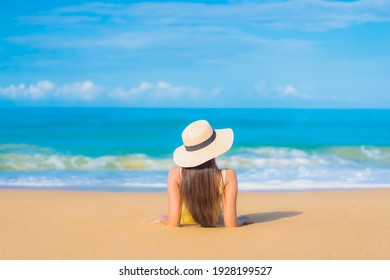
1 189 390 260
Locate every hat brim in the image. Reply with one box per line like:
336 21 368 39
173 128 234 168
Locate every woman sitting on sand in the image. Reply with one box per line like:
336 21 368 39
155 120 253 227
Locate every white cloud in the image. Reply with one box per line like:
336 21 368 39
156 81 201 99
0 80 212 105
54 81 100 100
129 81 153 95
110 81 202 103
0 80 100 101
109 82 152 100
273 85 299 97
254 80 309 99
0 80 54 99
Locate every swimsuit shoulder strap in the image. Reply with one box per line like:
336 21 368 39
220 168 227 192
221 168 227 183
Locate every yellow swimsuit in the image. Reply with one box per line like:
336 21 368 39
180 169 227 225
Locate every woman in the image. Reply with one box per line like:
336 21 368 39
156 120 253 227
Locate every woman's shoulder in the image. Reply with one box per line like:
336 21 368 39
168 167 181 176
221 168 237 185
222 168 236 177
167 167 181 189
168 167 182 182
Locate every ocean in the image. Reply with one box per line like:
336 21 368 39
1 108 389 191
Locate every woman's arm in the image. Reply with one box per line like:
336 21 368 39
222 169 253 227
165 167 182 226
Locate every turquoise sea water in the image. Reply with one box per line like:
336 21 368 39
1 108 389 191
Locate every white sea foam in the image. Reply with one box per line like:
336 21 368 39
1 144 390 171
0 153 174 171
360 145 390 161
0 170 167 189
1 173 388 191
1 144 390 191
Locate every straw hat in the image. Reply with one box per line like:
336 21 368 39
173 120 234 168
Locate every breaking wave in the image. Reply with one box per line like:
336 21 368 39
1 144 389 191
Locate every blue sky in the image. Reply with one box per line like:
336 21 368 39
0 0 389 108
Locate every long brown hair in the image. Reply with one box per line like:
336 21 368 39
181 158 222 227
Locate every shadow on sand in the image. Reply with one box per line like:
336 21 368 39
246 211 302 224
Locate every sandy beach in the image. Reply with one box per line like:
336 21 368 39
1 189 390 260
